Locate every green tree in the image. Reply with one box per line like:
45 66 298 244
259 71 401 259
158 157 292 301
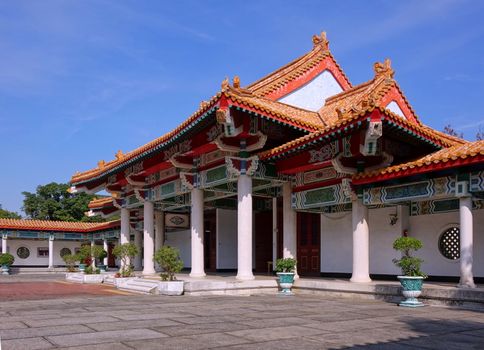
21 182 104 222
0 205 21 219
154 246 184 281
112 243 139 277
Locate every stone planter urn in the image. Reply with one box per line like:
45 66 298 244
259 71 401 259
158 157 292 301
78 263 86 273
1 264 10 275
397 276 425 307
277 272 295 295
98 264 107 272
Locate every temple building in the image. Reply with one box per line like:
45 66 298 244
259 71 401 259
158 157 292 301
3 33 483 287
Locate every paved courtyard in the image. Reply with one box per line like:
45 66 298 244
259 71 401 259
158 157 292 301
1 276 484 349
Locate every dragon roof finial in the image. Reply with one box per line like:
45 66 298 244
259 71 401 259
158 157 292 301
312 31 329 50
373 58 394 79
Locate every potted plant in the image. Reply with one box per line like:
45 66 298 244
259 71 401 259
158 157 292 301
392 236 427 307
77 245 90 273
97 249 108 272
0 253 15 275
153 246 184 295
62 253 79 272
112 243 138 278
275 258 297 295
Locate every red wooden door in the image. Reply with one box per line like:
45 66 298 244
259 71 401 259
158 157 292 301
297 212 320 276
108 243 116 267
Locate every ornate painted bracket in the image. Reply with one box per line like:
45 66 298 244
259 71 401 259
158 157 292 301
226 156 259 176
360 121 382 156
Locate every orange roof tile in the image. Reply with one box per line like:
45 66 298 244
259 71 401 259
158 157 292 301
88 197 115 209
353 140 484 183
247 32 351 98
0 219 120 233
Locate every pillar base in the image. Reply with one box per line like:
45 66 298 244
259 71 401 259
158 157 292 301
236 274 255 281
457 281 476 289
350 276 372 283
189 272 206 278
142 269 157 276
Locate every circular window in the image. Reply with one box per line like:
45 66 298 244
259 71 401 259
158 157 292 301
17 247 30 259
60 248 72 257
439 227 460 260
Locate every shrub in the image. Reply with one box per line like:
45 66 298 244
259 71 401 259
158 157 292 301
0 253 15 266
154 246 184 281
112 243 138 277
274 258 297 273
98 249 108 262
84 265 100 274
392 236 426 277
62 253 79 272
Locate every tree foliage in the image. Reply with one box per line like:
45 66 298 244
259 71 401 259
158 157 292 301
0 205 21 219
392 236 426 277
113 243 139 277
154 246 184 281
21 182 104 222
274 258 297 273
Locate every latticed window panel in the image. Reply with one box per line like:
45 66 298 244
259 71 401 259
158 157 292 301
438 227 460 260
17 246 30 259
60 248 72 257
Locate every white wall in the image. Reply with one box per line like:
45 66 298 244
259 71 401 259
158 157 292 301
216 209 237 269
165 229 191 268
409 208 484 277
278 70 343 111
321 211 352 273
5 240 81 266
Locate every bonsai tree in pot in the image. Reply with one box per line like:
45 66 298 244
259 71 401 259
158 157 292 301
0 252 15 275
77 245 91 273
392 235 427 307
112 243 138 277
97 249 108 272
62 253 79 272
274 257 297 295
154 245 184 281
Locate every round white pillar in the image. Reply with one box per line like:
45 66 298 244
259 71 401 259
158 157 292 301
236 174 254 280
458 196 475 288
272 197 278 269
282 182 298 278
48 235 54 269
103 239 108 266
90 240 96 268
134 230 143 271
120 208 130 244
143 201 156 275
350 199 371 283
190 188 206 278
1 234 7 254
154 211 164 271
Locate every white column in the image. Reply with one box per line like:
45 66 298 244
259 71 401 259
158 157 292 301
282 182 298 278
143 201 156 275
458 197 475 288
190 188 206 277
120 208 130 244
350 199 371 283
155 211 164 271
90 240 96 268
1 234 7 254
236 174 254 280
272 197 278 269
134 230 143 270
48 235 54 269
103 239 108 266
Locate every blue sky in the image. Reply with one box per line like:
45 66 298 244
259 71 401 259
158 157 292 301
1 0 483 215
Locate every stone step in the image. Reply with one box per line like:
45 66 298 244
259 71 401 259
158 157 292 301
65 273 84 283
116 278 160 294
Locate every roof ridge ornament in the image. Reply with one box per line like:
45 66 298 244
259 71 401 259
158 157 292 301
97 160 106 169
221 77 230 90
115 150 124 160
373 58 394 79
312 31 329 50
233 76 240 89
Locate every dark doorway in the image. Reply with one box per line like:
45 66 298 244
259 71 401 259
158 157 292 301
204 210 217 272
108 243 116 268
255 210 273 273
297 212 320 276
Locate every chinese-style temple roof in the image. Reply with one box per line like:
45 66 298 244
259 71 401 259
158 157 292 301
259 106 466 161
0 219 120 233
353 140 484 184
88 197 114 209
246 32 351 99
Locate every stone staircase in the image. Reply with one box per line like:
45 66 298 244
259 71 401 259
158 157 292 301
115 278 160 294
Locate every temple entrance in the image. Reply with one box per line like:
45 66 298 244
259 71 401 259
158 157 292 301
204 210 217 272
108 243 116 267
255 210 273 273
297 212 320 276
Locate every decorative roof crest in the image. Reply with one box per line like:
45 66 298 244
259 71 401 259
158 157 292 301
221 77 230 90
115 150 124 160
199 100 209 109
233 76 240 89
335 107 346 119
312 31 329 50
373 58 394 79
97 160 106 169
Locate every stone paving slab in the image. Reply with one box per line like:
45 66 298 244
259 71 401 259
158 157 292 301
1 337 54 350
23 315 120 328
0 324 93 341
87 318 184 331
46 329 168 347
